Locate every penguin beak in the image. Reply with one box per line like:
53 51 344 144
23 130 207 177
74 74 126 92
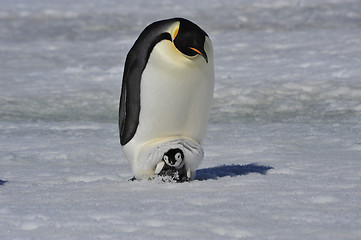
189 47 208 63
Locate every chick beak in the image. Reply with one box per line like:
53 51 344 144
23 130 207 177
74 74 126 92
189 47 208 63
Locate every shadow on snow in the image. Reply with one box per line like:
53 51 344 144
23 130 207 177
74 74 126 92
0 179 7 186
195 163 273 181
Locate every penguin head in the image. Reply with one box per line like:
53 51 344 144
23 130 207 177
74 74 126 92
163 148 184 168
171 18 209 63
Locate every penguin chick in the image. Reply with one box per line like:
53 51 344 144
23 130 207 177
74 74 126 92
163 148 185 168
155 148 190 182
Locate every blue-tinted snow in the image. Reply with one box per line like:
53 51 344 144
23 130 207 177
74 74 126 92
1 0 361 239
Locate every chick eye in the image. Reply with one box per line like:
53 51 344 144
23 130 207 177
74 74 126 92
163 155 169 162
175 153 182 161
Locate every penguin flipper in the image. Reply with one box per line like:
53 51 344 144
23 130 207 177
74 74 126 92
118 50 142 146
155 161 165 174
118 22 173 146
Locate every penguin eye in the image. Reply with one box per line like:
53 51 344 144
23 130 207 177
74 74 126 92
163 155 169 162
175 153 182 161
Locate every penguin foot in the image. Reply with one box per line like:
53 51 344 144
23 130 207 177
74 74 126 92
130 174 189 182
128 176 137 181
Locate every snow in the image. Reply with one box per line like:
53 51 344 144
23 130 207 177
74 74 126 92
1 0 361 239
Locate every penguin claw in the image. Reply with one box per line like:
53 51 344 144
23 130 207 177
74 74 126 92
128 176 157 181
128 176 137 181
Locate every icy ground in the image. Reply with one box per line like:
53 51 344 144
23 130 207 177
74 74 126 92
1 0 361 239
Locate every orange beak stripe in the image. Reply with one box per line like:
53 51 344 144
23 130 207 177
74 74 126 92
189 47 203 56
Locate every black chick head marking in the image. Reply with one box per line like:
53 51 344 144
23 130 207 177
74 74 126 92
163 148 184 168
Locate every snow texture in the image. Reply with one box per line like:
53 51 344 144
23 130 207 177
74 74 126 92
1 0 361 239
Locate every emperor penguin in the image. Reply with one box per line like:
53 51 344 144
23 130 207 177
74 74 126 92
119 18 214 181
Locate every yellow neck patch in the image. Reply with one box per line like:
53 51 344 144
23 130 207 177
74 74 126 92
173 26 179 40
